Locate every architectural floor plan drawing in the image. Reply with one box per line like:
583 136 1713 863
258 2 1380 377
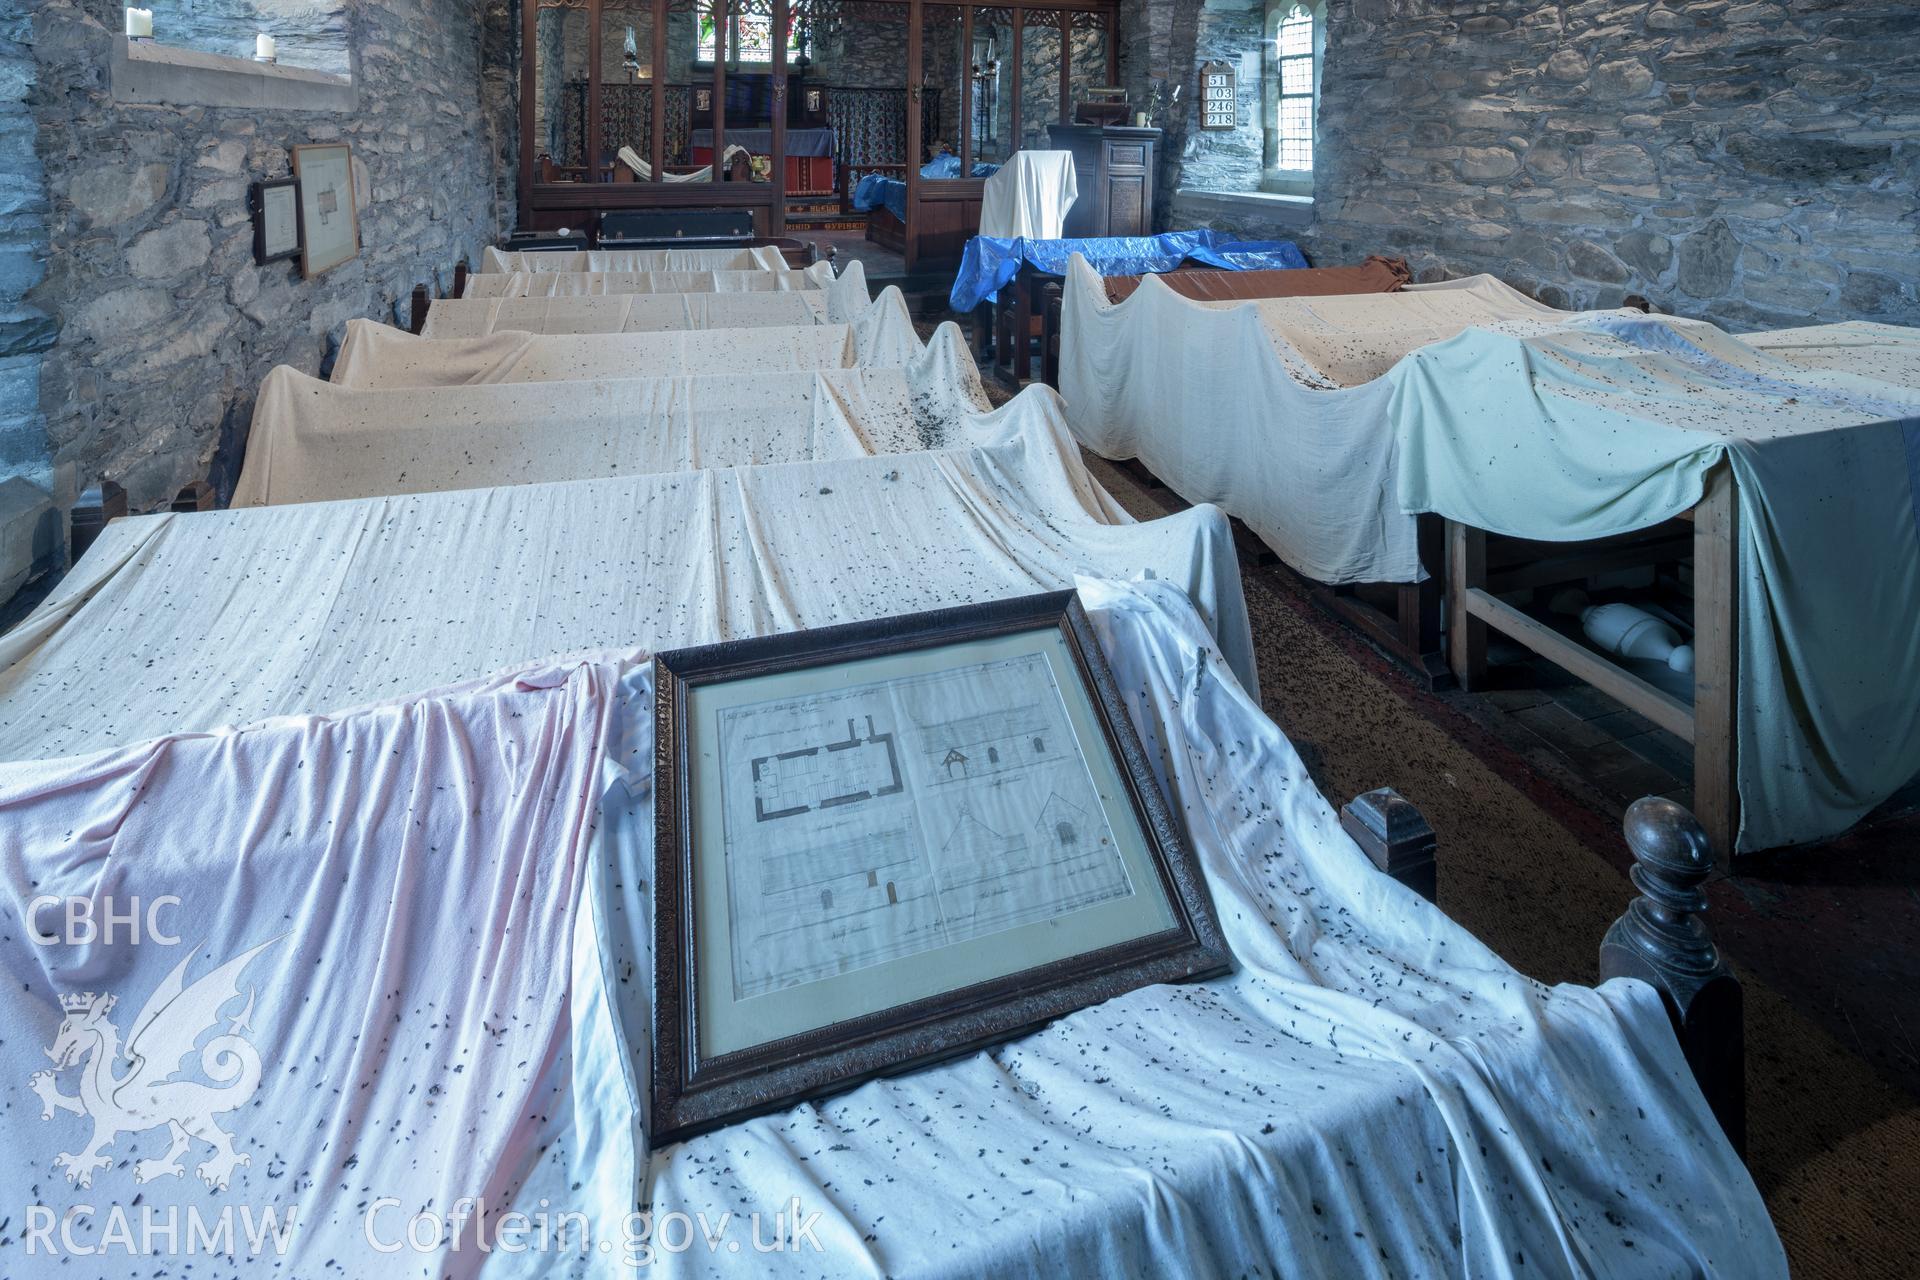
716 651 1136 1001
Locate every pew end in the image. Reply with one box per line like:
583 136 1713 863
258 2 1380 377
1601 796 1746 1156
1341 787 1439 903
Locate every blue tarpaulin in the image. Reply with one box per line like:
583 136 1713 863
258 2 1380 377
852 156 1003 223
948 230 1308 312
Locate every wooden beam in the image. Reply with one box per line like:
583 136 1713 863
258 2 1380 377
587 0 604 180
771 0 788 234
904 0 923 272
1462 586 1696 741
1058 15 1071 124
1009 14 1022 151
958 4 974 172
519 0 537 227
1692 461 1740 862
651 0 667 179
1446 520 1487 690
711 0 727 181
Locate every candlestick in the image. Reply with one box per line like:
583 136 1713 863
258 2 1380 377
254 33 276 62
124 8 153 39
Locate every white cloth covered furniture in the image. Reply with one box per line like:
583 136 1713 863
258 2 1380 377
1060 257 1607 584
337 275 960 392
0 580 1783 1277
978 149 1079 240
480 245 787 273
616 140 750 183
0 425 1257 759
332 319 861 388
231 361 1009 507
422 262 872 339
462 262 833 299
1064 251 1920 854
421 291 826 339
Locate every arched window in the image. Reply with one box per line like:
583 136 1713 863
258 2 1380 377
1261 1 1321 195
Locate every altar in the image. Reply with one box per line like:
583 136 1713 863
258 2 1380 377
691 126 837 196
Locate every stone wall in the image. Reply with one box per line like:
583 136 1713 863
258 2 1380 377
1177 0 1262 192
1161 0 1920 331
163 0 352 77
23 0 498 511
0 8 55 501
482 0 519 224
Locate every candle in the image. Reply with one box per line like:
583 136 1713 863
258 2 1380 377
255 33 275 60
124 8 153 38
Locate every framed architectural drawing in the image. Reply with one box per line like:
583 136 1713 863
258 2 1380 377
290 143 359 279
651 591 1230 1142
250 177 300 264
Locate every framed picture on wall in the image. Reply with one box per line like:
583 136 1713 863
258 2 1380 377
290 143 359 279
250 177 300 265
649 590 1231 1142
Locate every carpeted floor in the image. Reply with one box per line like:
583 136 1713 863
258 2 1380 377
1079 451 1920 1280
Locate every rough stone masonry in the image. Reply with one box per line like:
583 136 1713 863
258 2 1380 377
1153 0 1918 332
13 0 498 514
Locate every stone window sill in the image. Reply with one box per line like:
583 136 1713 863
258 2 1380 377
1172 188 1315 228
111 37 357 112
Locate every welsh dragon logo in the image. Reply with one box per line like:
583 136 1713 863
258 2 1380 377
30 938 280 1191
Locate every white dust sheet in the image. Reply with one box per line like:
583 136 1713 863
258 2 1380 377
232 365 977 506
461 262 833 299
0 582 1779 1277
245 295 983 506
1060 256 1628 584
333 274 948 392
422 262 873 339
978 149 1078 240
1064 253 1920 851
1390 312 1920 854
0 428 1256 760
480 245 788 273
331 319 860 388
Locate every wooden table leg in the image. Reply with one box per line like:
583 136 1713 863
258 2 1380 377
1692 462 1740 864
1446 521 1488 690
1012 275 1033 383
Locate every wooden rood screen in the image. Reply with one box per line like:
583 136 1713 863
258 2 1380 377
520 0 1117 261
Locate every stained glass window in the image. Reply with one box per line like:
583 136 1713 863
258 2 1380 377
696 13 808 64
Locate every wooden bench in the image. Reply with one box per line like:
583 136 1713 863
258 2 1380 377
1447 460 1740 863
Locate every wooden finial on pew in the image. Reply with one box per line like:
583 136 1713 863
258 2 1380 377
171 480 214 512
452 259 470 301
409 283 430 335
70 479 127 562
1339 787 1438 904
1601 796 1745 1156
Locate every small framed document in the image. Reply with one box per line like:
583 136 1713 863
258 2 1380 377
651 591 1230 1142
250 177 300 264
290 142 359 280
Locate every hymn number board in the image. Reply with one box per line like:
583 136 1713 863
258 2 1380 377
1199 60 1237 130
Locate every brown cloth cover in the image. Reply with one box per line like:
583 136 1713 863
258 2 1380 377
1102 255 1412 304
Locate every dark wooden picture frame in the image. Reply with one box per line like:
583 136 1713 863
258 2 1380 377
250 177 301 265
651 590 1231 1143
290 142 360 280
